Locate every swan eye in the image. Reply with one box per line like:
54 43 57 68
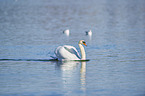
83 41 86 43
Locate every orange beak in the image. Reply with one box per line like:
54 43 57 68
83 43 87 46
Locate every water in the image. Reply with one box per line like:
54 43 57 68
0 0 145 96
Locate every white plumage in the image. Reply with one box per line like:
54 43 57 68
63 29 70 36
55 45 81 60
86 30 92 36
54 40 87 61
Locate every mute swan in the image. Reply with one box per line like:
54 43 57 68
86 30 92 36
54 40 87 61
63 29 70 36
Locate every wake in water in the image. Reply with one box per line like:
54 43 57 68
0 58 58 62
0 58 90 62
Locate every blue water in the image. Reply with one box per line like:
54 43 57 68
0 0 145 96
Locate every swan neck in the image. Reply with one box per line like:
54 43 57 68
79 44 86 60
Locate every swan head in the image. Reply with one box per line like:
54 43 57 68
79 40 87 46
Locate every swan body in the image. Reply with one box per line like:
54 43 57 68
63 29 70 36
86 30 92 36
55 40 87 61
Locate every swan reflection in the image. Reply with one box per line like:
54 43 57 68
56 61 80 91
56 61 79 71
80 61 86 91
56 61 87 92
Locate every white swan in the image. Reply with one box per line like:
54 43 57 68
54 40 87 61
63 29 70 36
86 30 92 36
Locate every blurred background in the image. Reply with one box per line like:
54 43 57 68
0 0 145 96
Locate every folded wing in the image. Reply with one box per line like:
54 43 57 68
55 45 81 60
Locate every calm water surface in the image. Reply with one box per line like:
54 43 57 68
0 0 145 96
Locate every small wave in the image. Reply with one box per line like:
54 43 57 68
0 59 58 62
